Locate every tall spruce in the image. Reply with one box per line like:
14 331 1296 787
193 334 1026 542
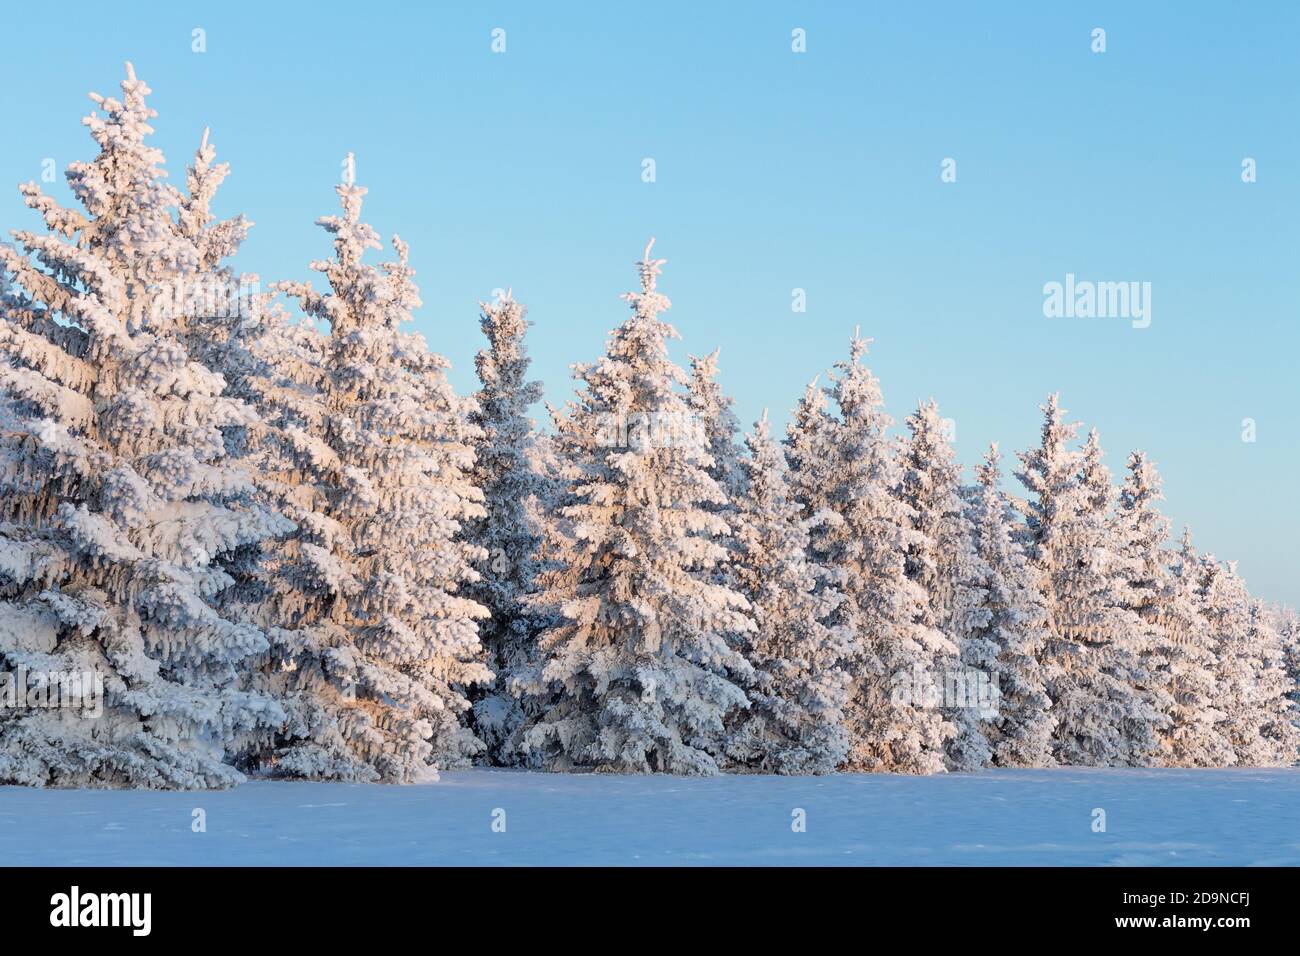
270 158 490 781
1156 530 1233 766
1079 432 1163 765
898 399 994 770
686 348 742 499
520 241 755 774
968 444 1056 767
1248 603 1300 765
467 291 546 764
796 334 953 773
1015 397 1158 766
1112 451 1178 763
724 412 852 773
1199 557 1299 766
1281 609 1300 716
0 65 288 788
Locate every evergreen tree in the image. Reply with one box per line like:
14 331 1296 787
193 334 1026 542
466 291 546 764
1200 557 1299 766
898 399 993 770
1280 609 1300 715
1199 558 1262 764
520 240 755 774
724 412 852 773
1249 604 1300 766
783 376 844 584
1278 608 1300 761
967 444 1056 767
783 377 836 517
173 127 253 369
801 333 953 773
1155 530 1233 766
686 348 742 498
1015 397 1158 766
0 64 288 788
270 158 491 781
1111 450 1176 764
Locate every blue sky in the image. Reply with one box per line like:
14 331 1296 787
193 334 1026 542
2 2 1297 605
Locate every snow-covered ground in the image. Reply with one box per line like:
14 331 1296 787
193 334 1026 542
3 767 1297 866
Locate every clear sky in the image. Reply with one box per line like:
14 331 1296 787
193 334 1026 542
2 2 1297 605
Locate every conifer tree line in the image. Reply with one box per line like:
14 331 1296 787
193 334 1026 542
1 68 1296 788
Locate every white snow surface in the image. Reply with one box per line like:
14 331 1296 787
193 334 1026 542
3 767 1297 866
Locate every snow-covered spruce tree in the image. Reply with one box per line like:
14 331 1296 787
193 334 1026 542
1199 557 1298 766
520 240 755 775
466 291 547 765
1281 609 1300 715
783 376 836 520
799 333 953 774
0 64 289 788
1014 396 1158 766
1155 530 1233 766
1112 451 1180 763
173 127 252 371
1079 431 1164 765
898 399 993 770
782 376 847 580
685 348 744 605
966 444 1056 767
687 348 742 499
1279 608 1300 759
723 412 852 774
1252 604 1300 765
270 160 491 781
508 405 586 771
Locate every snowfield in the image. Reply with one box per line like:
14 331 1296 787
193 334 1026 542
3 767 1298 866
